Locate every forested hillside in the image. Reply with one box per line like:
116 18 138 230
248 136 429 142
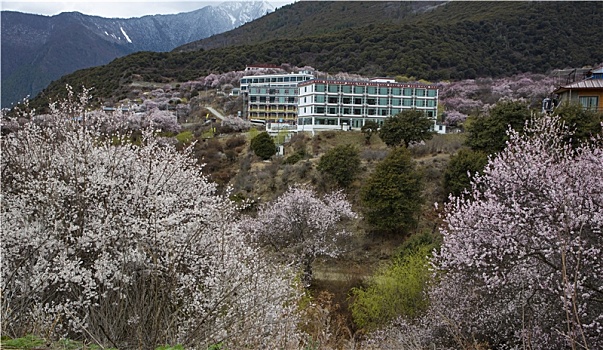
174 1 445 51
28 1 602 111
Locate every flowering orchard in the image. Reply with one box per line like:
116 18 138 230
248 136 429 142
1 89 304 349
369 116 603 349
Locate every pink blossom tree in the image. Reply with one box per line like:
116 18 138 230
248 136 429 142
372 116 603 349
1 88 304 349
241 186 357 286
145 108 181 133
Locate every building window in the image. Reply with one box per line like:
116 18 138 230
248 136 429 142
427 89 437 97
416 89 426 97
342 97 352 104
403 88 413 96
315 95 325 103
343 107 351 115
427 100 436 107
416 99 425 107
328 97 338 104
391 108 401 115
391 88 401 96
367 87 377 94
354 98 363 105
379 87 389 95
316 106 325 113
403 98 413 106
316 84 326 92
368 108 376 115
328 107 337 114
379 98 388 105
367 98 376 105
379 108 389 116
392 98 401 106
354 108 362 115
250 96 257 102
579 96 599 110
328 85 339 93
354 86 365 94
342 85 352 93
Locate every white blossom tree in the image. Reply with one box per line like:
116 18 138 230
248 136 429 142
1 88 304 349
241 186 357 286
369 115 603 349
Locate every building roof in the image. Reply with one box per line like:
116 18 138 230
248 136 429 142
554 78 603 94
298 78 438 89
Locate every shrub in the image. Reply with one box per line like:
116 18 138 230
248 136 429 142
317 144 361 189
443 148 488 198
250 132 276 160
175 130 194 144
360 147 423 234
284 150 305 165
350 244 433 331
224 135 246 150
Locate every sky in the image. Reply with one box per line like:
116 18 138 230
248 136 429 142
1 0 295 19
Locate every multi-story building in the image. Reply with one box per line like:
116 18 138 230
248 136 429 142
240 72 314 123
296 78 441 132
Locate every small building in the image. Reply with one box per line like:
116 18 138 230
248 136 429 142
297 79 441 132
553 67 603 113
244 64 283 73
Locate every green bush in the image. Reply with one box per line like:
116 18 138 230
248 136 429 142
554 102 603 147
443 148 489 198
350 243 434 331
175 130 194 144
465 100 531 155
360 147 423 234
284 149 306 165
250 132 276 160
317 144 361 188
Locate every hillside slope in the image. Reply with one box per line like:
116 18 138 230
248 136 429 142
29 1 603 110
174 1 444 52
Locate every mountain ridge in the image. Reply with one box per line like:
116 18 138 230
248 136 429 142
1 1 274 107
24 1 603 111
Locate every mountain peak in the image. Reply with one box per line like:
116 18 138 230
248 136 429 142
1 2 271 107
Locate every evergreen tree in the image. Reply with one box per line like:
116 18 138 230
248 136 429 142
250 131 276 160
317 144 361 189
465 100 531 155
443 148 488 198
360 147 423 234
379 110 434 148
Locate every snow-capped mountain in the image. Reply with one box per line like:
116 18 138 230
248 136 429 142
1 1 275 108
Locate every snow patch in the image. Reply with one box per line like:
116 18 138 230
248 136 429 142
228 13 236 25
104 31 109 36
120 26 132 43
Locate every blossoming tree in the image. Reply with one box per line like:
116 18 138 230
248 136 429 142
369 115 602 349
1 89 303 349
241 186 357 286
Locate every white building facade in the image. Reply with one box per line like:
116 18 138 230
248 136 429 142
296 79 442 132
240 72 314 123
